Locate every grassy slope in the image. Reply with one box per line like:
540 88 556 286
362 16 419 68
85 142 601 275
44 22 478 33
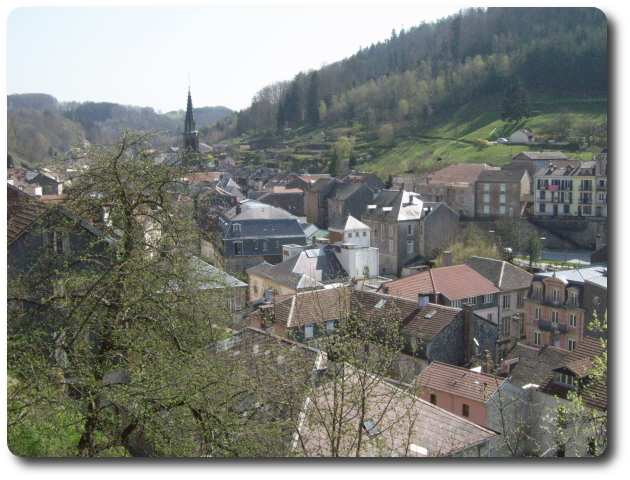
354 94 607 178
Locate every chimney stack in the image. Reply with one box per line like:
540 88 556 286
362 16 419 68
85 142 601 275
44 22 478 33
442 251 453 267
418 292 430 309
381 285 390 295
463 303 475 363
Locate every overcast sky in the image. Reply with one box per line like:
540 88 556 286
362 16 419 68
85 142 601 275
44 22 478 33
6 3 466 113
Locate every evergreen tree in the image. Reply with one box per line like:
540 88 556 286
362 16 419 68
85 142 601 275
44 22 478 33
501 76 532 122
306 71 320 126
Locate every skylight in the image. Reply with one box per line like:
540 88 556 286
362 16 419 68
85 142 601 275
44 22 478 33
374 299 387 309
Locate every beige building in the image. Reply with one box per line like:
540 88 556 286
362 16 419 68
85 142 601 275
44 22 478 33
415 164 499 217
533 160 596 217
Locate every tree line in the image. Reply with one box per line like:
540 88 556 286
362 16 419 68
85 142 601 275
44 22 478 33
218 7 606 139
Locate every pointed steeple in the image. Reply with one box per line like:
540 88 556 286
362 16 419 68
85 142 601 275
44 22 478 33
183 86 199 153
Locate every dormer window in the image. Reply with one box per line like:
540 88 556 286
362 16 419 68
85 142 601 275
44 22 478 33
554 372 577 388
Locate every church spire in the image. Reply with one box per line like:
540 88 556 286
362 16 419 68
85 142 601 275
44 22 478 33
183 85 199 154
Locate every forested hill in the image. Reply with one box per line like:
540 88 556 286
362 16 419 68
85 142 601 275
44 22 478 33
213 7 606 140
7 93 233 167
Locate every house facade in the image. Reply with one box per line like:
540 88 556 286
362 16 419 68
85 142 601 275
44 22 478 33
204 199 307 275
533 160 597 217
463 256 533 354
361 189 458 276
523 265 607 352
475 169 531 218
594 148 607 218
415 164 500 217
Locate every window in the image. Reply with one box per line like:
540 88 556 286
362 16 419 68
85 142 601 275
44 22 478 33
262 241 268 252
534 285 542 299
552 289 559 302
484 205 490 214
389 226 393 237
551 311 559 323
539 203 546 213
483 294 493 304
233 224 241 236
362 231 367 236
517 292 524 307
462 404 470 417
451 299 462 309
270 223 275 231
569 291 578 305
234 242 242 255
569 314 577 328
500 206 506 215
500 194 506 204
500 317 510 336
487 313 493 323
564 205 571 214
502 295 511 309
484 183 489 191
304 324 314 339
554 372 576 387
45 231 69 255
534 307 541 320
500 183 506 192
483 194 490 203
533 331 541 346
407 240 414 254
389 240 393 253
326 321 335 333
430 394 437 405
539 190 546 200
407 224 413 235
568 339 576 351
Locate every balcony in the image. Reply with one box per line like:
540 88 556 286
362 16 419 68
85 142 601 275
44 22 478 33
538 320 568 334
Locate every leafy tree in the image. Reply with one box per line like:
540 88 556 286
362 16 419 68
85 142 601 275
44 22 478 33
434 224 501 266
522 230 543 272
501 76 532 123
7 131 240 456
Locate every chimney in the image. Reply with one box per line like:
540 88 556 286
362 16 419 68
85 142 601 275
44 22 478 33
235 203 242 215
418 292 430 309
482 350 493 374
381 285 390 295
596 234 603 251
463 303 475 363
442 251 452 267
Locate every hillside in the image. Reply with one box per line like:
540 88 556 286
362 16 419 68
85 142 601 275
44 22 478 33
7 94 234 166
200 7 606 177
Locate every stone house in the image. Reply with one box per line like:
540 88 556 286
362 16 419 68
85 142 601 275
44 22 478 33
523 265 608 352
475 169 532 218
361 189 458 276
415 164 500 218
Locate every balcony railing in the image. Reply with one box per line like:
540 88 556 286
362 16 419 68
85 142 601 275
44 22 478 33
538 320 568 334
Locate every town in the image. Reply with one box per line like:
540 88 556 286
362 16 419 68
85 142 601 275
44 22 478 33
7 87 607 457
7 7 608 459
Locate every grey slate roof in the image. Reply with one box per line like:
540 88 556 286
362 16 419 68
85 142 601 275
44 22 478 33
328 215 370 232
328 181 367 201
463 257 533 292
503 344 569 388
247 248 348 289
477 169 529 183
535 265 608 289
366 189 424 221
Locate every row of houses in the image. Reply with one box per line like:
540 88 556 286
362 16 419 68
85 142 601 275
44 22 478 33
394 149 608 222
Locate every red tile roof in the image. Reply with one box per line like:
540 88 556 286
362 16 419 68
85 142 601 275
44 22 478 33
7 199 50 244
417 361 505 403
400 304 462 341
382 265 500 301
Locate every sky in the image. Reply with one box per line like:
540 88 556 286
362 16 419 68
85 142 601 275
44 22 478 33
6 3 466 113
